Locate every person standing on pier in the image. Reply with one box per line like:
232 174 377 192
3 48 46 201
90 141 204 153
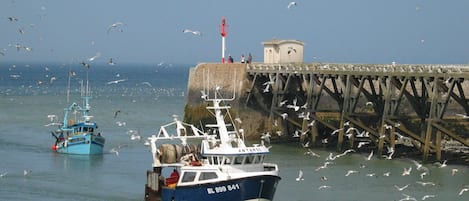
240 54 246 63
228 55 234 63
247 53 252 63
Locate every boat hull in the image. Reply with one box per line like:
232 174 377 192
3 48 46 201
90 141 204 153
146 175 280 201
55 134 104 155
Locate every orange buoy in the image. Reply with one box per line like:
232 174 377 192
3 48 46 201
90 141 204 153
51 144 57 151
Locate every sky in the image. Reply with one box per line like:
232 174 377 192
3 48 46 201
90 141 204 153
0 0 468 65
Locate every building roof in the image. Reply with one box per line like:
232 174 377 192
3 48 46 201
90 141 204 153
262 39 305 46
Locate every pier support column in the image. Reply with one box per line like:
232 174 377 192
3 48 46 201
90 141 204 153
378 77 392 157
310 122 318 146
436 130 442 161
338 75 352 151
423 80 439 162
389 125 396 151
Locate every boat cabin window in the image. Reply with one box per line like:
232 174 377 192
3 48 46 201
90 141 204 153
181 172 197 183
245 156 254 164
199 172 218 181
209 156 220 165
83 127 94 132
223 157 231 165
234 156 244 165
252 155 264 164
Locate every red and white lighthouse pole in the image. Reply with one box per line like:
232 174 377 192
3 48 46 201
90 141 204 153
220 17 227 63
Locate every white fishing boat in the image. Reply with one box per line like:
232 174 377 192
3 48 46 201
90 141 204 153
144 87 281 201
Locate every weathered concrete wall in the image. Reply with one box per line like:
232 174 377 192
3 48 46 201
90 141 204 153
184 63 269 139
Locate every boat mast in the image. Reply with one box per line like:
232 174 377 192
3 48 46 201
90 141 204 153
83 66 90 118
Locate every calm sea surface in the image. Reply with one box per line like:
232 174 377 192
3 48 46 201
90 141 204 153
0 63 468 201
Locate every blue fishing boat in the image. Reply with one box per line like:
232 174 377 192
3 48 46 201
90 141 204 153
49 68 105 155
144 87 281 201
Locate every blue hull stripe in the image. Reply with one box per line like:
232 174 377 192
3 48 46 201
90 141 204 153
56 135 105 155
160 175 280 201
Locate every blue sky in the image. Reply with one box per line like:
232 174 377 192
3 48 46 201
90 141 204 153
1 0 468 65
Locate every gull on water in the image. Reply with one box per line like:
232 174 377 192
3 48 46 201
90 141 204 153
295 169 304 181
0 172 7 178
451 168 459 176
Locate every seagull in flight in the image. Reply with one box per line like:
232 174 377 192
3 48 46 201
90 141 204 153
402 166 412 176
107 22 124 34
394 184 410 191
366 150 373 160
434 160 447 168
416 181 435 187
23 169 32 176
421 195 436 200
456 113 469 119
345 170 359 177
304 149 320 157
182 29 202 36
87 52 101 62
318 185 331 190
287 1 297 9
106 79 127 85
459 187 469 196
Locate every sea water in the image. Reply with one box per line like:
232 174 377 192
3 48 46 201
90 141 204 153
0 63 467 201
